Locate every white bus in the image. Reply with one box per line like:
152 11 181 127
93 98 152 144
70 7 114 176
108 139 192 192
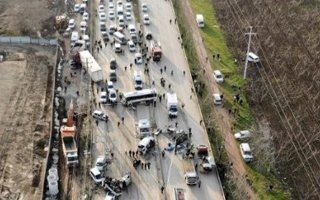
121 88 157 106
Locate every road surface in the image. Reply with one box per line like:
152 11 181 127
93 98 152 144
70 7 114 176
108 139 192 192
89 0 225 199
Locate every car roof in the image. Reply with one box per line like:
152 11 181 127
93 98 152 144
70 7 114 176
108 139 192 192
90 167 101 175
96 156 106 162
213 70 222 75
101 91 107 95
94 110 103 114
241 143 251 151
213 93 221 99
109 89 116 93
240 130 250 134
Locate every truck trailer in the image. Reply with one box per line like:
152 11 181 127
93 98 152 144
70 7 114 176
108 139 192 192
79 50 103 82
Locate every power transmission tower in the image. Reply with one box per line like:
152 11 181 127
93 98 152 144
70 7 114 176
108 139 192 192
243 26 256 79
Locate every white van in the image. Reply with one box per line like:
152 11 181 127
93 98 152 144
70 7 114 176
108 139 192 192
240 143 254 162
247 52 260 63
95 156 108 171
196 14 204 28
90 167 104 184
80 21 87 32
113 31 127 45
137 119 151 138
133 70 143 90
213 93 222 105
138 136 155 155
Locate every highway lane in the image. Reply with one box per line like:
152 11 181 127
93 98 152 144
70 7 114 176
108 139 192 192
140 0 225 199
91 0 164 199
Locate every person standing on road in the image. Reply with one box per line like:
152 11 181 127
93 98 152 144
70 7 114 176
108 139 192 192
198 180 201 188
160 68 163 74
175 121 178 128
118 121 121 127
164 65 167 71
162 150 165 157
121 116 124 124
129 150 132 157
171 70 173 76
148 162 151 169
161 185 165 193
169 19 172 24
132 151 135 157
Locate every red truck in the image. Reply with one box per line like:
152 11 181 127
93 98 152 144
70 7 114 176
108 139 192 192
151 40 162 62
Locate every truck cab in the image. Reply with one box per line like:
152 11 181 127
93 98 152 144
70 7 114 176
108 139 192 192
137 119 151 138
183 158 199 185
151 40 162 61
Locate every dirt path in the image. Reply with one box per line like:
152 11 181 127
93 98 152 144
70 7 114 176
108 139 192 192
180 0 257 199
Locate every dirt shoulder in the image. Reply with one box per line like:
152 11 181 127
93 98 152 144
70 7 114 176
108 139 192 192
0 0 57 36
179 1 257 199
0 45 55 200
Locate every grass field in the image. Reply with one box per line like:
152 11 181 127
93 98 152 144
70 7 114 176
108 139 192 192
172 0 291 199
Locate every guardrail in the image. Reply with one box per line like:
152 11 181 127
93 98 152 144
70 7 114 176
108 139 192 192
0 36 58 46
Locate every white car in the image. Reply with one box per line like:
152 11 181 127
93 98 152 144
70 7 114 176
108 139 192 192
92 110 108 121
108 89 117 103
106 81 114 92
125 11 132 21
240 143 254 162
109 25 116 35
234 130 251 140
213 93 222 105
125 3 132 11
108 10 115 20
74 4 81 12
98 5 105 13
213 70 224 83
82 12 89 21
95 156 108 171
142 3 148 12
128 40 136 52
108 3 115 10
117 0 123 7
143 14 150 25
100 91 108 104
134 53 143 64
80 21 87 32
99 13 107 21
68 19 76 29
118 15 125 27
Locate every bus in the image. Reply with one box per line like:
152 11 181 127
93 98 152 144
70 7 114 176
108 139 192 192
121 88 157 106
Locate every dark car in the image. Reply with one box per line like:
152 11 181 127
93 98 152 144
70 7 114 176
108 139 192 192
110 58 117 69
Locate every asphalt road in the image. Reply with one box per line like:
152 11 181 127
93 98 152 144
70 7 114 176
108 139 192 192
89 0 225 199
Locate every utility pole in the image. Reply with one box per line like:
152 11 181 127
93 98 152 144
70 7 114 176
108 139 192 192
243 26 256 79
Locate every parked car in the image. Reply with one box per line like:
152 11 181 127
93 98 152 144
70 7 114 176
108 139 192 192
108 89 118 103
100 91 108 104
106 81 114 92
240 143 254 162
98 5 105 13
92 110 108 121
108 3 115 10
110 58 117 69
142 3 148 12
99 13 107 21
95 156 108 171
128 40 136 52
109 10 115 20
143 14 150 25
213 93 222 105
109 25 116 35
74 4 81 12
125 3 132 11
134 53 143 64
82 12 89 21
125 11 132 21
213 70 224 83
234 130 251 140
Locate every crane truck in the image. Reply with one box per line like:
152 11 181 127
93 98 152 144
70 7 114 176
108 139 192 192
60 100 79 167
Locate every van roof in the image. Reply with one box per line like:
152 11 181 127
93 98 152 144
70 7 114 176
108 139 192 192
213 93 221 100
138 119 150 128
213 70 222 76
248 52 259 59
240 143 251 151
90 167 101 175
138 136 154 146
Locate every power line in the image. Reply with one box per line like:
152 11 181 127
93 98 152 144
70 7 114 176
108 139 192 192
243 26 256 79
